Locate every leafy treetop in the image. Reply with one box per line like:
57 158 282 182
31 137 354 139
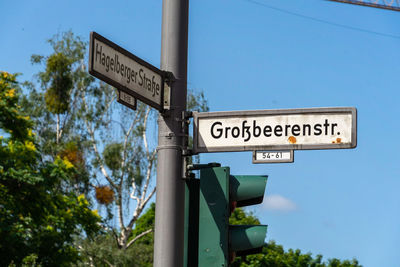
0 72 101 266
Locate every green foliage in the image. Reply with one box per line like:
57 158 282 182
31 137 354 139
0 73 33 141
230 208 261 225
25 30 94 195
59 140 91 193
23 30 212 265
76 203 155 267
75 232 154 267
130 202 155 246
135 165 144 188
187 89 209 112
48 31 86 62
29 30 89 133
43 52 73 114
103 142 123 171
229 208 362 267
0 72 101 266
231 240 361 267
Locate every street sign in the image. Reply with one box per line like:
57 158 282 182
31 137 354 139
117 90 137 110
89 32 164 111
193 107 357 154
253 150 294 164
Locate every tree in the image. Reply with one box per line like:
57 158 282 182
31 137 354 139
75 203 155 266
230 240 361 267
76 203 361 267
25 31 209 264
0 72 101 266
229 209 362 267
25 31 90 196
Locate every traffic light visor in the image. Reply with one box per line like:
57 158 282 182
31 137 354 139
230 225 268 252
230 175 267 207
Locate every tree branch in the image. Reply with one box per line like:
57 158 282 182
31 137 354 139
121 109 141 176
80 90 117 190
58 87 79 142
140 149 156 204
142 186 156 210
142 107 151 157
103 86 116 114
87 122 117 189
126 229 153 249
77 245 95 267
130 181 140 203
56 113 60 144
127 151 156 231
103 259 116 267
117 191 125 232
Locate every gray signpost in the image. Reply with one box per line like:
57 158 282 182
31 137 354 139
153 1 188 267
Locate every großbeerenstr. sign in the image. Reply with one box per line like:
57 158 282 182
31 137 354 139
193 107 357 153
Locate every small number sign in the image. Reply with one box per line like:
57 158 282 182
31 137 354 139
253 150 294 164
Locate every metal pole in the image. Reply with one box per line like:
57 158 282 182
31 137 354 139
154 0 188 266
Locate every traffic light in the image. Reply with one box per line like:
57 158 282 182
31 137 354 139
195 164 268 266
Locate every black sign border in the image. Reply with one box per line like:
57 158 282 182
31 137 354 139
89 31 164 111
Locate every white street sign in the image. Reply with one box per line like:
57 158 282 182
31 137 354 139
117 90 137 110
253 150 294 164
193 107 357 153
89 32 164 111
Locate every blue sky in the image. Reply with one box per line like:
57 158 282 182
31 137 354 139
1 0 400 266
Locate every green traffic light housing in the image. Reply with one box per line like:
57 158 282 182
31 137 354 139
195 164 269 266
230 225 268 256
230 175 268 207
